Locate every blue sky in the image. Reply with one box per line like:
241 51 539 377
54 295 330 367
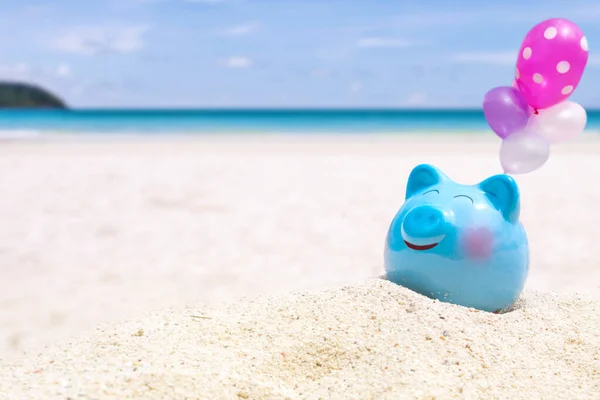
2 0 600 108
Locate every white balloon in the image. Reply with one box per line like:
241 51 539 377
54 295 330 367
500 130 550 174
527 101 587 144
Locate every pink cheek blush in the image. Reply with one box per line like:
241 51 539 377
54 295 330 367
463 227 494 260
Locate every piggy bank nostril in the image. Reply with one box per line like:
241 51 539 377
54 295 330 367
403 205 446 239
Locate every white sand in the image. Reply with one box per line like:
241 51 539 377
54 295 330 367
0 134 599 398
1 279 598 399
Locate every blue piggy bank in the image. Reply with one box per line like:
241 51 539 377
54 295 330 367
384 164 529 312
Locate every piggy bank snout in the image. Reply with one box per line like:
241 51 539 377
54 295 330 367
402 205 448 239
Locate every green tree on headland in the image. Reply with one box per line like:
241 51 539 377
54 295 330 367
0 82 67 108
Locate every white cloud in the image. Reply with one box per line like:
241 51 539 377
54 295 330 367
56 64 71 77
404 92 428 106
51 25 149 55
315 47 352 62
184 0 225 3
388 10 487 28
357 37 413 48
220 56 252 68
138 0 226 2
0 62 75 81
218 22 259 36
70 85 85 96
450 51 516 65
310 68 331 78
349 81 362 93
0 63 30 80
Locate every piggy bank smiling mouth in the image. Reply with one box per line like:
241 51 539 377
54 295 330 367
403 239 441 251
401 225 445 250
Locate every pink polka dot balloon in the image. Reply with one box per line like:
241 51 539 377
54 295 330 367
515 18 588 110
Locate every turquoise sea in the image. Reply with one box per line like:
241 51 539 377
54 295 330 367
0 109 599 135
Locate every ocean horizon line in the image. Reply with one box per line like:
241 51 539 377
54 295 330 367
0 107 598 134
3 107 600 112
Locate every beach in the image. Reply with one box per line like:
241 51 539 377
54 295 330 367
0 134 599 398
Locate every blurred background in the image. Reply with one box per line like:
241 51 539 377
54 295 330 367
1 0 600 359
0 0 599 133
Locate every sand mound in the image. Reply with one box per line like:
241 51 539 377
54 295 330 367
1 279 598 399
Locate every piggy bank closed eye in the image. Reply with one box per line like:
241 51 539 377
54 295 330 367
384 164 529 313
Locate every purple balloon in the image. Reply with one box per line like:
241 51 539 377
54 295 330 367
483 86 532 139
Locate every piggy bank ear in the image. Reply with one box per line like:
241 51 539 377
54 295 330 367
478 174 520 224
405 164 448 200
